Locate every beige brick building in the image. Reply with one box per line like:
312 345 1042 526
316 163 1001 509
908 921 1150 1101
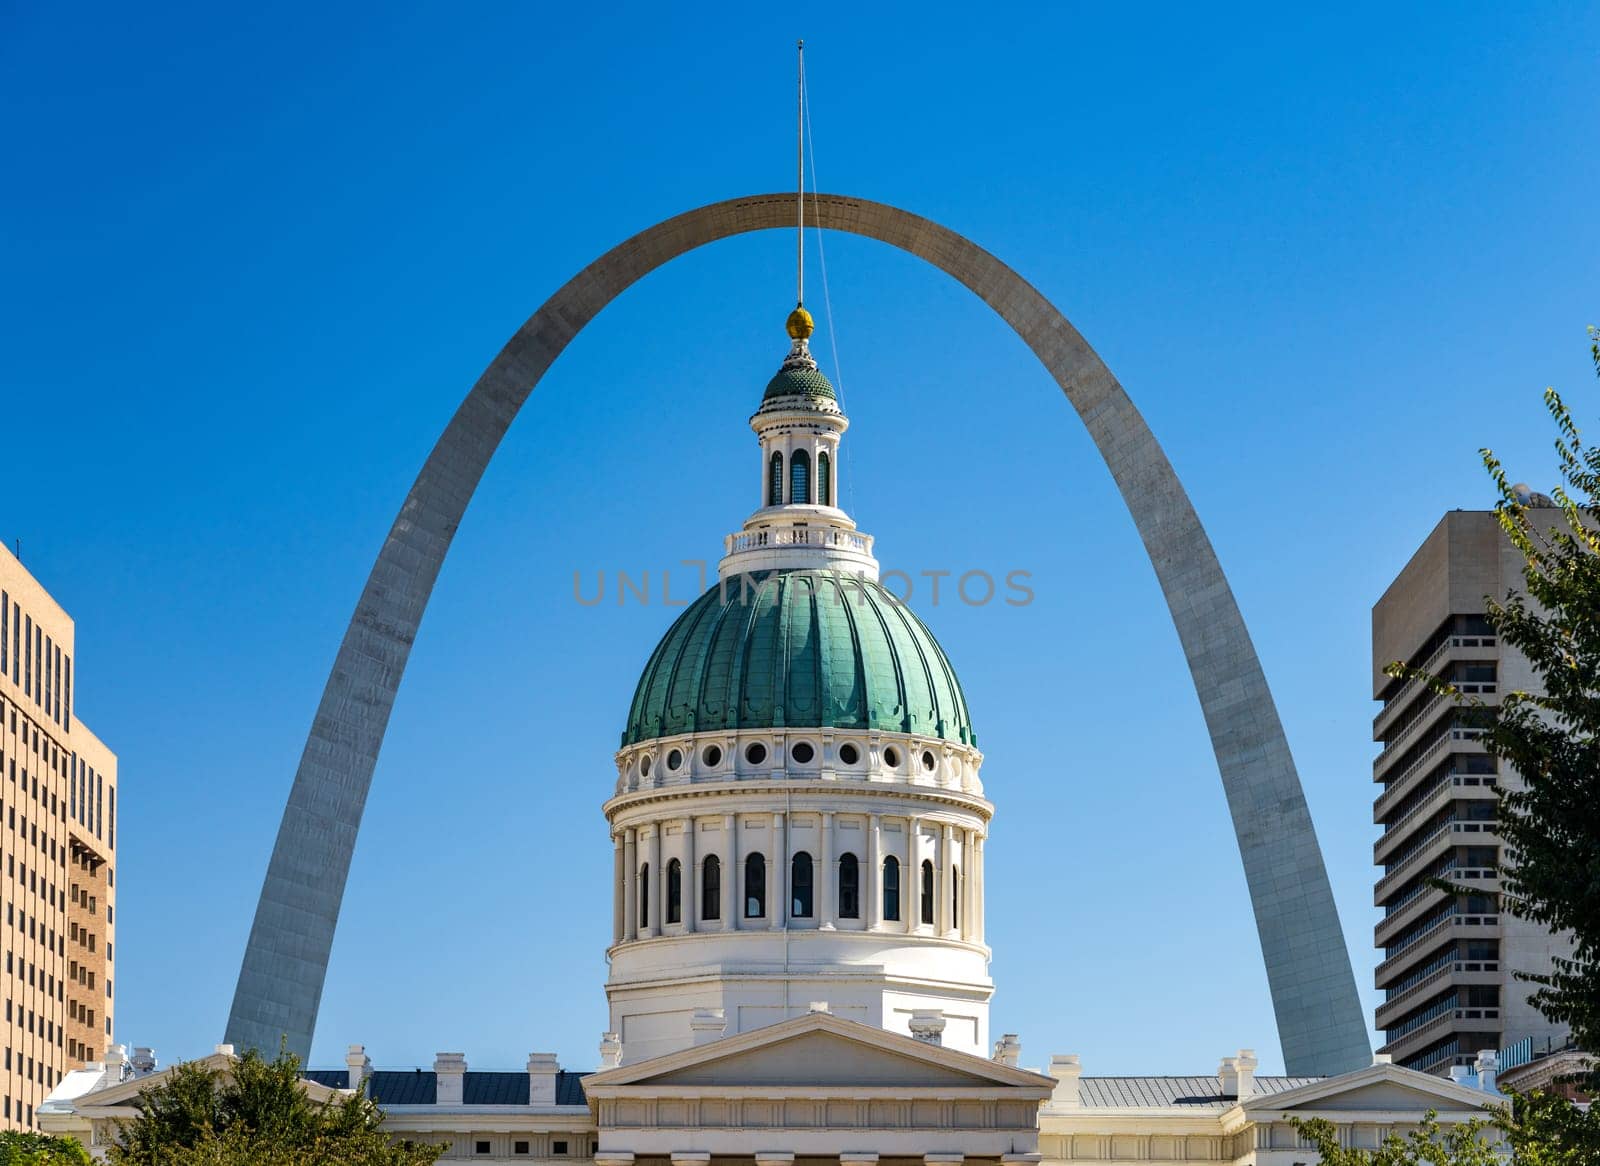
0 544 116 1128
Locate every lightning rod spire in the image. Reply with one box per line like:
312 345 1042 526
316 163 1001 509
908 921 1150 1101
797 38 805 308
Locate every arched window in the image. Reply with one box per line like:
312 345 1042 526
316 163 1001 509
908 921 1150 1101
666 859 682 925
920 859 935 925
639 863 650 929
838 853 860 919
702 854 721 922
769 452 783 506
744 852 766 918
791 851 814 918
951 863 960 930
790 449 811 505
882 855 901 922
817 450 832 506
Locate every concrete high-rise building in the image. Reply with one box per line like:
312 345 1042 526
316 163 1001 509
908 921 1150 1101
1371 509 1574 1076
0 544 117 1128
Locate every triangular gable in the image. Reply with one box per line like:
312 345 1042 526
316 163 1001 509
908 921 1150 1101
584 1012 1054 1093
70 1053 345 1111
1243 1063 1493 1116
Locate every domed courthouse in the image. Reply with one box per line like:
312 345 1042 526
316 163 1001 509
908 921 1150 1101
609 307 991 1063
43 312 1501 1160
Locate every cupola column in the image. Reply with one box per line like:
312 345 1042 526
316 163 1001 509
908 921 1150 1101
644 825 661 940
867 814 883 929
721 813 737 930
974 833 986 941
938 823 954 935
818 811 834 927
915 818 928 934
682 816 697 934
623 828 638 942
771 811 787 931
960 827 976 942
611 833 625 945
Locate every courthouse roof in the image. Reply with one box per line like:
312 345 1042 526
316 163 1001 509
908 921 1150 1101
1077 1075 1320 1109
301 1068 590 1106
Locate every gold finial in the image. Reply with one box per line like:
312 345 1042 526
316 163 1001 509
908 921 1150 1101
786 305 814 341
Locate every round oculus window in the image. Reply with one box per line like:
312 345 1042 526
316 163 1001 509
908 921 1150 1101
639 756 652 778
745 742 769 766
883 746 900 768
838 743 860 766
922 750 937 772
791 742 815 764
702 745 723 767
666 748 683 771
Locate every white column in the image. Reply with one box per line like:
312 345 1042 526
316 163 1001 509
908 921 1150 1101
682 816 696 932
960 828 975 941
907 815 921 932
818 811 834 927
644 825 660 939
975 833 986 941
612 833 624 944
938 822 954 935
722 813 737 929
623 828 638 942
770 811 787 930
867 814 883 930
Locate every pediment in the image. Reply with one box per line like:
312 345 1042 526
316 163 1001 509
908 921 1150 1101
1246 1064 1493 1115
70 1053 344 1111
584 1013 1054 1094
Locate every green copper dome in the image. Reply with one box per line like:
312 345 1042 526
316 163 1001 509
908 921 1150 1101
762 362 836 402
623 569 975 748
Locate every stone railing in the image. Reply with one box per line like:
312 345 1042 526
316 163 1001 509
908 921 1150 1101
724 525 874 555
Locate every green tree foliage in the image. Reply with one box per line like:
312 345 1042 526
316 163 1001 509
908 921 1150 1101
1290 1112 1499 1164
108 1047 441 1166
1499 1088 1600 1165
1388 331 1600 1073
0 1132 91 1166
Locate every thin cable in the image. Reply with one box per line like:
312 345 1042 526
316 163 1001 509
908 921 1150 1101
802 75 858 517
796 40 804 306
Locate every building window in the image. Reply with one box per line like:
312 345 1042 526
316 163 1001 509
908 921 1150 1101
665 859 682 925
514 1142 530 1155
476 1141 491 1156
838 853 860 919
553 1141 568 1155
791 851 813 918
701 855 721 921
790 449 811 504
638 863 649 929
951 864 960 930
769 452 783 506
882 855 901 922
744 852 766 918
920 859 935 925
818 450 831 505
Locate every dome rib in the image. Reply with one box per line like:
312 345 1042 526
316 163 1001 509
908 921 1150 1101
622 569 974 749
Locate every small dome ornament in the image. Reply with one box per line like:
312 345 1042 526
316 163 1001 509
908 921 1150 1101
786 304 815 341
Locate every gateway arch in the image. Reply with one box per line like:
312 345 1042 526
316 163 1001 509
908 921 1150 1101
226 193 1371 1076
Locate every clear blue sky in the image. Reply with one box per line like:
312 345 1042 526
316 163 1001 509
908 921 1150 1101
3 3 1596 1076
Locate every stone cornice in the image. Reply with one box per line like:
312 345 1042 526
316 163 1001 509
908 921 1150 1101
603 780 993 824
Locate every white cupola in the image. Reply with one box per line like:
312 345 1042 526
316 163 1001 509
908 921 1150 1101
719 307 879 582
